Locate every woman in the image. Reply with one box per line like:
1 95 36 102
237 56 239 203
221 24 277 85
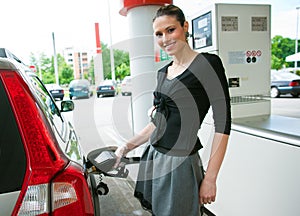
114 4 231 216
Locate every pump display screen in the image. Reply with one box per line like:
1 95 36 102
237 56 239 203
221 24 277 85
192 11 212 49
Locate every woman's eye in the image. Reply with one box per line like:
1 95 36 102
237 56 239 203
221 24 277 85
167 28 175 33
155 33 163 38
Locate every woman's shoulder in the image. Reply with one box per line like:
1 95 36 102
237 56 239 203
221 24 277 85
200 52 222 64
200 52 223 67
158 61 172 73
198 52 224 71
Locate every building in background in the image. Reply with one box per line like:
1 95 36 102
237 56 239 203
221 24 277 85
63 47 90 80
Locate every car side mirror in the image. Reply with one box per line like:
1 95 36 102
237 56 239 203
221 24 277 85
60 100 74 112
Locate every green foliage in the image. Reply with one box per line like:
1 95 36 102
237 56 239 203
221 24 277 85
115 63 130 80
56 54 74 85
29 52 72 84
271 54 284 70
29 43 130 85
40 53 55 84
101 42 130 80
101 43 111 79
89 57 95 85
271 35 299 69
60 66 74 85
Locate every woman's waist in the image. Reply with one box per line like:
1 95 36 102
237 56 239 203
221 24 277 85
150 137 202 156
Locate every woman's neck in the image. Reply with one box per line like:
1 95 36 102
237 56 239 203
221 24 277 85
172 45 198 67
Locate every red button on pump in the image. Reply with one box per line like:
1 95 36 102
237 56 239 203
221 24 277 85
120 0 173 16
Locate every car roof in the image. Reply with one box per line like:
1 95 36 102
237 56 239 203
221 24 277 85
100 80 115 85
69 79 90 87
0 58 18 70
271 71 300 81
0 48 31 73
45 83 62 88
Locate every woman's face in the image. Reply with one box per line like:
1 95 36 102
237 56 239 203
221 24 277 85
153 15 188 56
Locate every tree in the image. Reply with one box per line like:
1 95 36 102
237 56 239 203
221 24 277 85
59 64 74 85
271 35 299 69
101 42 130 80
41 54 55 84
28 42 130 85
101 43 111 79
89 57 95 84
56 54 74 85
271 55 283 70
29 52 74 85
115 62 130 80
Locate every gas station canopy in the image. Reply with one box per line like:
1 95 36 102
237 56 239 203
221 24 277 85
286 52 300 62
119 0 172 16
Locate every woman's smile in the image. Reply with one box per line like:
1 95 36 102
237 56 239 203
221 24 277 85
164 41 176 52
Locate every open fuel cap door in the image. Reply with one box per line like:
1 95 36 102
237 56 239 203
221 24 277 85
87 146 140 178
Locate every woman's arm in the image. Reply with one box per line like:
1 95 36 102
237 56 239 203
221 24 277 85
125 122 156 150
199 132 229 205
113 122 156 168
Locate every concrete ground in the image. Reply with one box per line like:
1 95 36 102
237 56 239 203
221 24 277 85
98 175 211 216
98 176 151 216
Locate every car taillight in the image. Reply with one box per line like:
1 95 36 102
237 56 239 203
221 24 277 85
18 184 49 215
61 89 64 94
111 86 115 90
0 71 68 215
289 81 299 86
51 162 94 215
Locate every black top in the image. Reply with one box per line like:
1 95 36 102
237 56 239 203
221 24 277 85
150 53 231 156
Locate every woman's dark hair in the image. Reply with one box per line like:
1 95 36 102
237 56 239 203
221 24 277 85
153 5 186 27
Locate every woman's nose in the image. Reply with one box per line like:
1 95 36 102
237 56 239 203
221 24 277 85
162 34 170 43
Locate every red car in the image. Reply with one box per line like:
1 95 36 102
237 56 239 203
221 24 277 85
0 49 138 215
0 52 103 215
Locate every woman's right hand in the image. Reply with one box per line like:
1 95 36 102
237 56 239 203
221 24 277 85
113 145 129 169
112 122 156 169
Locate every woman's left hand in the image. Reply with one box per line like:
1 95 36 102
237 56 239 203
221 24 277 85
199 177 217 205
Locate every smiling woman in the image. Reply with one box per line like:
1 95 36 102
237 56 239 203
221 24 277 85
113 4 231 216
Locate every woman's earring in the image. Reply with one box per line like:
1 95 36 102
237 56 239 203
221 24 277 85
185 32 190 41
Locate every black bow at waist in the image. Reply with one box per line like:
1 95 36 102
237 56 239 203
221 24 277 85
153 92 178 120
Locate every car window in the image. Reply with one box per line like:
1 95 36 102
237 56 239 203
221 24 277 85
28 76 65 139
0 79 26 193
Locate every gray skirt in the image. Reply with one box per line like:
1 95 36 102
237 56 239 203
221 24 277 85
134 144 204 216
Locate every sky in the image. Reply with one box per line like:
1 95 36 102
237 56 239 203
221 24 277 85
0 0 299 64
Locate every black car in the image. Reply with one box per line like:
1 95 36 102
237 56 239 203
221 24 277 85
96 80 117 97
45 83 65 100
271 71 300 98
